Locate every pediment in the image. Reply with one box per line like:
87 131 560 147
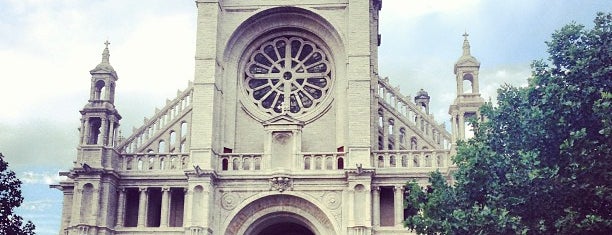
263 115 305 128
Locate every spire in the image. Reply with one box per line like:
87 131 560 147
454 31 480 71
102 40 110 64
91 40 115 73
462 32 471 56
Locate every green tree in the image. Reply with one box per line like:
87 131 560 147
0 153 36 235
404 12 611 234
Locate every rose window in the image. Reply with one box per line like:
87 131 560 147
244 36 332 116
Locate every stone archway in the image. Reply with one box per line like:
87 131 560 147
223 194 336 235
246 212 315 235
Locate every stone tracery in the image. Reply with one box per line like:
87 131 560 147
244 36 332 116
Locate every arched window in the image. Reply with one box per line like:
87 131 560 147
158 140 166 153
243 157 251 170
388 119 394 135
389 155 396 167
413 155 420 167
126 157 133 170
425 155 432 167
169 131 177 146
337 157 344 170
410 137 418 150
304 157 311 170
137 159 144 170
401 155 408 167
87 117 101 145
463 73 474 94
148 158 155 170
171 157 177 169
378 156 384 168
181 122 188 138
254 157 261 170
399 128 406 144
159 158 165 170
221 158 228 171
232 158 240 170
325 157 333 170
315 157 322 170
94 80 106 100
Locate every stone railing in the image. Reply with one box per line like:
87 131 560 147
371 150 451 169
119 83 193 153
218 153 264 171
376 77 452 149
300 152 345 171
120 153 189 171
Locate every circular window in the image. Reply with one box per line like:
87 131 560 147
244 36 332 116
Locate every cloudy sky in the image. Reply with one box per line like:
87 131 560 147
0 0 607 234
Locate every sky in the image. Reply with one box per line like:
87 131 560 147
0 0 608 234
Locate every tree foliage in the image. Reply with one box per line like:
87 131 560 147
404 12 611 234
0 153 36 235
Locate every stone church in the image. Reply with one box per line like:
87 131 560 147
52 0 484 234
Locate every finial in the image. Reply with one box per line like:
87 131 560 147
101 40 111 64
462 31 469 41
91 40 115 73
462 31 471 56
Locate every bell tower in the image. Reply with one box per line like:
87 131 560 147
449 33 484 143
77 41 122 168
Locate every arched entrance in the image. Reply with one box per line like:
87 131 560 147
246 212 315 235
223 194 337 235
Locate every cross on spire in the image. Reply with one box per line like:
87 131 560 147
462 31 471 56
104 40 110 48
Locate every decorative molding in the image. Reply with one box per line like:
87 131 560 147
269 176 293 192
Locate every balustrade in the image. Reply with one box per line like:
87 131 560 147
301 152 345 170
121 153 189 171
371 150 450 169
218 153 263 171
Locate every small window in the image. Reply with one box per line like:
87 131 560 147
337 157 344 170
158 140 166 153
181 122 188 138
169 131 176 146
232 158 239 170
304 157 311 170
221 159 228 171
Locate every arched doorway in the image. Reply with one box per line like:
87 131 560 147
223 194 337 235
246 212 315 235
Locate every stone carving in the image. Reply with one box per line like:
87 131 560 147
221 192 239 210
269 176 293 192
323 191 341 209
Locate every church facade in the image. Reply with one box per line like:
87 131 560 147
52 0 484 234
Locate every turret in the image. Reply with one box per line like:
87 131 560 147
449 33 485 143
77 41 122 168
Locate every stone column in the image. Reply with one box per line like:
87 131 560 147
137 187 147 227
70 186 82 226
116 188 126 227
348 189 355 225
90 186 100 225
394 186 404 227
99 117 108 145
183 188 192 227
372 187 380 227
108 121 115 147
160 187 170 227
365 187 372 225
458 114 465 140
79 119 86 145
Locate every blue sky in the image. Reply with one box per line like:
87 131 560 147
0 1 608 234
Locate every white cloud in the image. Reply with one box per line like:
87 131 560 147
20 171 66 185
